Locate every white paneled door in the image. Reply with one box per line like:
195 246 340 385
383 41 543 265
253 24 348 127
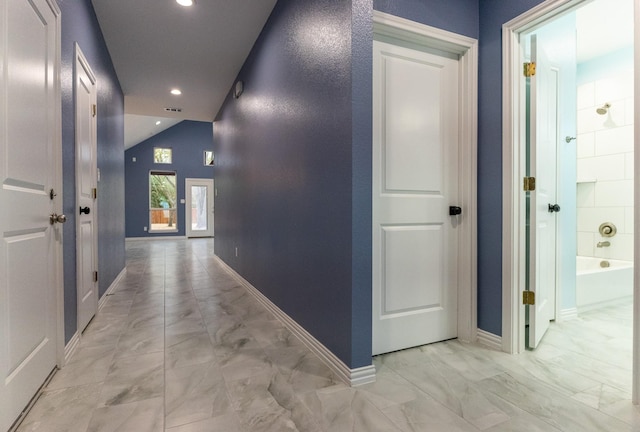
0 0 62 430
75 45 98 334
372 39 460 355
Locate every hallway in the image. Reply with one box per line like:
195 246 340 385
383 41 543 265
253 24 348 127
15 239 639 431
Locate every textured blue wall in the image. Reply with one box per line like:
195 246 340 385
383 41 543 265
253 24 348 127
59 0 126 343
125 121 214 238
214 0 359 366
374 0 479 39
477 0 547 334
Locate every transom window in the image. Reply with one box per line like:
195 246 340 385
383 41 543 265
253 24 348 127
154 147 172 164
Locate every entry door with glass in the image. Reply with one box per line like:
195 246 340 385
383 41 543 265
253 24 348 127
185 178 214 238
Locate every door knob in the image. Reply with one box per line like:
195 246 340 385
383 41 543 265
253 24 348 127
548 203 560 213
79 206 91 215
449 206 462 216
50 213 67 225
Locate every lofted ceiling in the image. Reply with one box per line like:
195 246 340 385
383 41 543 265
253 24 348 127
91 0 277 147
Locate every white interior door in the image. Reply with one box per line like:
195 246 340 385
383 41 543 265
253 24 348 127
527 34 559 349
185 178 214 238
0 0 61 430
372 39 460 356
75 45 98 333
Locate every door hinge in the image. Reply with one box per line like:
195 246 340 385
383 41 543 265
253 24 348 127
92 104 97 117
523 176 536 191
92 188 97 199
93 271 98 283
523 291 535 305
523 62 536 77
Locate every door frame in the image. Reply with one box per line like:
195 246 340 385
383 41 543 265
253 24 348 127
501 0 640 402
74 43 98 335
373 11 478 344
185 178 214 238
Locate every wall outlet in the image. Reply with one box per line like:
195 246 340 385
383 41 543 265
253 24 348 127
132 157 136 162
144 226 148 231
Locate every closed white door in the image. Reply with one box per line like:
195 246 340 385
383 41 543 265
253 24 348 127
372 39 460 355
0 0 62 430
527 35 559 348
185 178 214 238
75 45 98 333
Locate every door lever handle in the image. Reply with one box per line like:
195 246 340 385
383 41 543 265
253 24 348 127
79 206 91 215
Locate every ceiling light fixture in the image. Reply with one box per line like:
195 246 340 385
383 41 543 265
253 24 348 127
155 121 161 125
176 0 193 6
170 89 182 95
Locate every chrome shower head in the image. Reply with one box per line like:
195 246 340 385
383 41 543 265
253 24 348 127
596 103 611 115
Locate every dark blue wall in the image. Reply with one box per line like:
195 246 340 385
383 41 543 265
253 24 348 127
477 0 546 335
374 0 479 39
125 121 214 238
59 0 126 344
214 0 359 366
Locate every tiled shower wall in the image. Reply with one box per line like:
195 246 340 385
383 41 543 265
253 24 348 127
576 70 634 261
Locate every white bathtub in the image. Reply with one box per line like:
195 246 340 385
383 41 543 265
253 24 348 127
576 256 633 311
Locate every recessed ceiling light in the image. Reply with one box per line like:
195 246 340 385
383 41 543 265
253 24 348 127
155 121 161 125
170 89 182 95
176 0 193 6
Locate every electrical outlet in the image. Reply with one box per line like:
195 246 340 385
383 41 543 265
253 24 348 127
144 226 148 231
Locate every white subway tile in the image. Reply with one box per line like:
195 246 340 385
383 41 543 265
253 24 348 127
625 153 634 180
625 206 634 234
594 180 634 207
576 206 625 233
576 133 595 159
594 125 634 156
577 231 595 257
577 158 597 182
577 107 598 134
577 82 595 110
576 182 595 208
592 154 626 181
606 233 634 262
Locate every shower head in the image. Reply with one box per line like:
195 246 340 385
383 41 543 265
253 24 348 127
596 103 611 115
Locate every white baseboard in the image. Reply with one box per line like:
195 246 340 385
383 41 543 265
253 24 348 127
98 267 127 311
215 256 376 387
64 331 80 364
476 329 502 351
560 307 578 321
125 236 187 242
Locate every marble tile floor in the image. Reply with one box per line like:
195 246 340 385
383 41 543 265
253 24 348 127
15 239 639 431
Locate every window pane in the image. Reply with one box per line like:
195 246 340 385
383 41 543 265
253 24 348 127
154 147 172 164
191 185 208 231
149 172 177 231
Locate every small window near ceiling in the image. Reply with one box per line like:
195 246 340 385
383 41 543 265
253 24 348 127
204 150 214 166
154 147 172 164
149 171 177 232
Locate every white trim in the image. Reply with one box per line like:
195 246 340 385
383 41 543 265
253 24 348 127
63 332 80 365
372 11 478 346
98 268 127 311
559 308 578 321
215 256 376 387
634 0 640 405
476 329 502 352
125 236 188 241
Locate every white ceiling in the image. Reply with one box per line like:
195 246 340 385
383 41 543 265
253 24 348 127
92 0 277 147
124 114 182 149
576 0 634 63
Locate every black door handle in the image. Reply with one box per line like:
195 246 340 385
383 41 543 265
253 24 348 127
79 206 91 215
548 204 560 213
449 206 462 216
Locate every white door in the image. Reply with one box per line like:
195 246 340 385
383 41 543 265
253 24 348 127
75 45 98 333
372 39 460 355
527 34 559 348
185 178 214 238
0 0 62 430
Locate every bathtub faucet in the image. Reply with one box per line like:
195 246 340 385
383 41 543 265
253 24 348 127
597 241 611 248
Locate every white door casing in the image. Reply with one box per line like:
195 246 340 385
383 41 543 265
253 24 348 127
0 0 62 430
75 44 98 334
185 178 214 238
372 38 460 355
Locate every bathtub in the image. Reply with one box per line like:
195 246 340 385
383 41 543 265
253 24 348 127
576 256 633 311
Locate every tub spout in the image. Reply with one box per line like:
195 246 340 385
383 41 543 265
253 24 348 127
597 241 611 248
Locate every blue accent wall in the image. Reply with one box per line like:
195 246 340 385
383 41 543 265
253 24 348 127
374 0 479 39
59 0 126 343
214 0 362 367
125 121 214 238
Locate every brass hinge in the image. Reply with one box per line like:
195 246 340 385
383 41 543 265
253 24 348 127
523 291 535 305
523 62 536 77
92 188 97 199
92 104 97 117
93 271 98 283
523 176 536 191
